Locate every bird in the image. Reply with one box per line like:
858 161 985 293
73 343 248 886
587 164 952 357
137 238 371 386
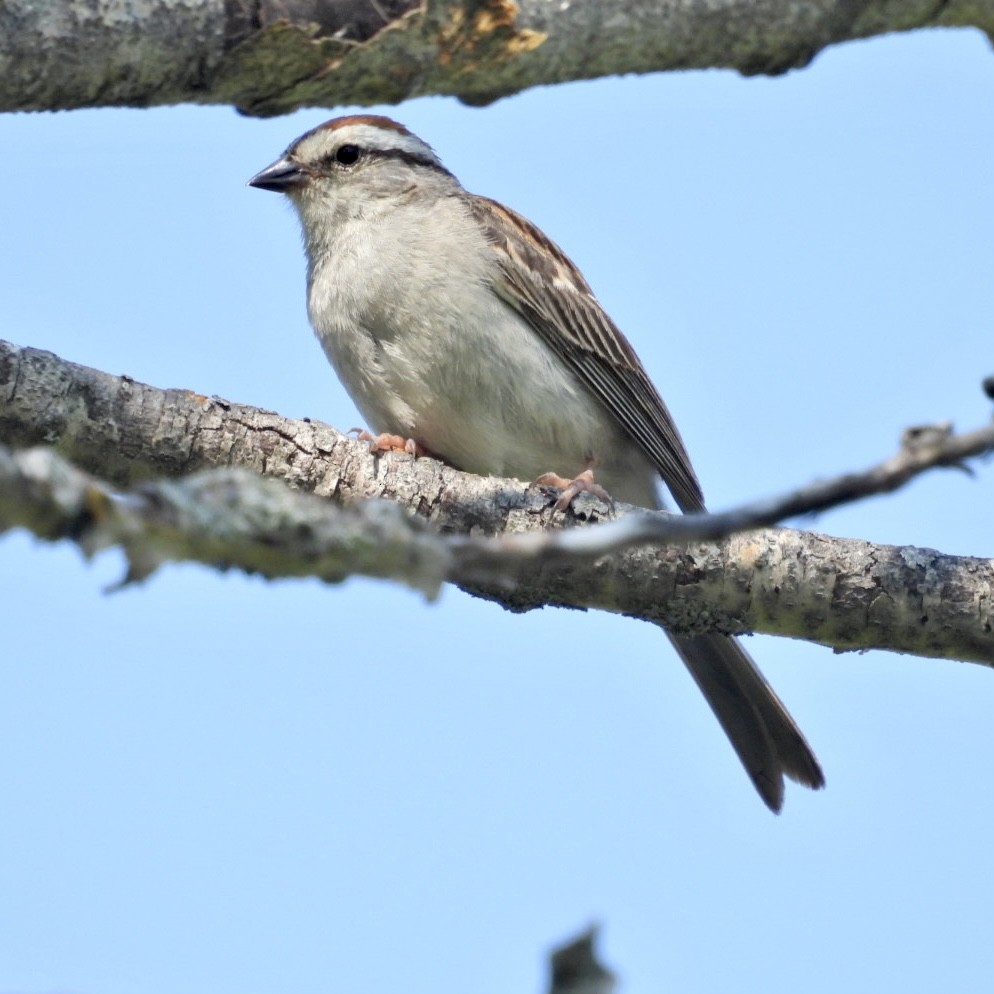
248 114 825 811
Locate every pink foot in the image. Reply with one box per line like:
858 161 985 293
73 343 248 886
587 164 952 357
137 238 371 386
534 468 614 512
351 429 426 457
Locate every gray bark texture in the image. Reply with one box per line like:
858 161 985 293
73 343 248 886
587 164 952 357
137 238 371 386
2 338 992 664
0 0 991 116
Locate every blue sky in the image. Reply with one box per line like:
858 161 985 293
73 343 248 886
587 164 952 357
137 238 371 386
2 25 993 994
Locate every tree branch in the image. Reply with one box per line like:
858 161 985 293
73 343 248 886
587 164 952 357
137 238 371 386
2 339 992 663
1 0 990 115
548 926 615 994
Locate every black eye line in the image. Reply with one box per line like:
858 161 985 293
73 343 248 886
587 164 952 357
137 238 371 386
368 147 455 178
323 143 454 178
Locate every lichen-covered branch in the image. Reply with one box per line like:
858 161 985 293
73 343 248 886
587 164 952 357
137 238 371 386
2 339 992 663
0 445 452 596
0 0 991 116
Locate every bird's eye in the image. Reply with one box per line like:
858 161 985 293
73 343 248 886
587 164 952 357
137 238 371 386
335 144 361 166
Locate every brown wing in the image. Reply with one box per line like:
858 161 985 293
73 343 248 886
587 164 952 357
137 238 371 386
468 195 705 512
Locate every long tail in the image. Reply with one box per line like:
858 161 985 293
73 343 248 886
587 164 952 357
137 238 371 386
666 631 825 812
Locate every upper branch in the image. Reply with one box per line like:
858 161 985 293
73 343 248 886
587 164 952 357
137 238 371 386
1 0 992 115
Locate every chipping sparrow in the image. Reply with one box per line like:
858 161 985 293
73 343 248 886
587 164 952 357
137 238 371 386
249 115 824 811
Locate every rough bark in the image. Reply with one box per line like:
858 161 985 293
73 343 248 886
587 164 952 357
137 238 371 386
2 339 992 664
0 0 991 116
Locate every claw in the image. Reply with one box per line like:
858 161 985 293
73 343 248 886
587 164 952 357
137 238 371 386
351 429 425 457
534 468 614 513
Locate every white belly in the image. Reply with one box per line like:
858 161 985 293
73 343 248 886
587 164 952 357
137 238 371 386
305 206 660 509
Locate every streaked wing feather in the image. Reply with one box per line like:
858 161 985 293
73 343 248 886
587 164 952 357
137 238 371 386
469 196 705 512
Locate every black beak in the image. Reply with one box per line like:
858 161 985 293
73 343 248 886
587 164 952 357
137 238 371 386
248 157 307 192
